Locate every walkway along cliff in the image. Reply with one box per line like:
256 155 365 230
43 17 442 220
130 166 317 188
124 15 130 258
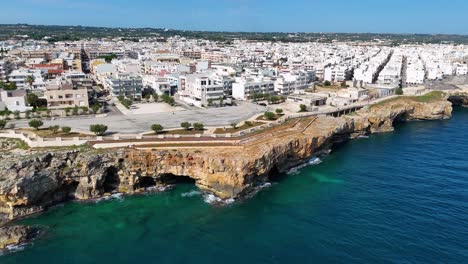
0 92 463 233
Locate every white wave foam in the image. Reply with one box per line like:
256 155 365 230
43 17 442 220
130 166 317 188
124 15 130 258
202 194 236 205
95 193 124 203
181 190 202 197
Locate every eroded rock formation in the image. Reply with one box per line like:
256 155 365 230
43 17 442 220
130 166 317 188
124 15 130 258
0 225 41 250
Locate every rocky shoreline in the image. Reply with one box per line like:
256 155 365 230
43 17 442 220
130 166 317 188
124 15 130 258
0 92 465 249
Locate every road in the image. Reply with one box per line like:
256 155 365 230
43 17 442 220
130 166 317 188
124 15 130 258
12 101 267 133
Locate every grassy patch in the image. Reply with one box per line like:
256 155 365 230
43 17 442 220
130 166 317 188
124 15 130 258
408 91 445 102
214 122 265 134
19 128 89 138
256 114 282 121
370 91 446 109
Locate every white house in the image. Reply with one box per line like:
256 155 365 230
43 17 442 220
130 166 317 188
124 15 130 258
0 89 32 112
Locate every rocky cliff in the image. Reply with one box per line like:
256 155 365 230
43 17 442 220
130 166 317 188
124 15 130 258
0 94 454 228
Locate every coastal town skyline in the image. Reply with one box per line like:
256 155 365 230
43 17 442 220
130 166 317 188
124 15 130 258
1 0 468 34
1 1 468 262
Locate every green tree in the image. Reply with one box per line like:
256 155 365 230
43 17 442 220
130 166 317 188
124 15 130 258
181 122 192 130
0 120 7 130
151 124 164 134
49 125 60 134
275 108 284 115
3 82 17 91
90 124 108 136
61 126 71 134
396 87 404 95
264 111 276 120
28 119 44 130
193 123 204 131
324 81 332 86
299 104 308 112
26 93 39 107
26 76 35 89
92 104 101 114
72 106 79 115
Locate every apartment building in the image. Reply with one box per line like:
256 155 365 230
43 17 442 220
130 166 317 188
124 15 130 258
8 69 47 90
274 72 308 95
44 83 89 109
105 74 143 98
232 76 276 100
178 73 225 107
142 75 171 95
0 60 13 82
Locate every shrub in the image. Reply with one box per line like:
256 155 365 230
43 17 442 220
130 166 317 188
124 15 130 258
49 125 60 134
13 111 20 120
181 122 192 130
245 121 253 127
230 122 238 129
151 124 164 134
65 107 72 116
153 93 159 102
92 104 101 114
25 110 32 119
275 108 283 115
264 111 276 120
90 124 108 136
299 104 308 112
396 87 404 95
193 123 204 131
28 119 43 130
61 126 72 134
0 120 7 129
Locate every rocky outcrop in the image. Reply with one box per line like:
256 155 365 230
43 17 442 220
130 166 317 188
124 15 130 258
0 225 41 250
0 94 455 225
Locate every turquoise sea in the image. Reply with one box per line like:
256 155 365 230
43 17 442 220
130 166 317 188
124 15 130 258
2 108 468 264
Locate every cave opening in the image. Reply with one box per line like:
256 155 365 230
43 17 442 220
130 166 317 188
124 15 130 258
267 165 286 182
102 166 120 193
393 112 409 126
158 174 196 185
134 177 157 190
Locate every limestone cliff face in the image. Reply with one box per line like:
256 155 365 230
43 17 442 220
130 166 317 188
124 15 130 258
0 96 455 226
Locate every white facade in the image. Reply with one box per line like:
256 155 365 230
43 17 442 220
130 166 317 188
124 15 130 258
232 77 276 100
178 73 224 106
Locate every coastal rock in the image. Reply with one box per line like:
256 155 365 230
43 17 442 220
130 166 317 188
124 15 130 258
0 95 455 223
0 225 40 250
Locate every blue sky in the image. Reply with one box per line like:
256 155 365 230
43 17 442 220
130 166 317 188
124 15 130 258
1 0 467 34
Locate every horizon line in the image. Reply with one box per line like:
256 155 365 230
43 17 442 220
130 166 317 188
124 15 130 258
1 23 468 38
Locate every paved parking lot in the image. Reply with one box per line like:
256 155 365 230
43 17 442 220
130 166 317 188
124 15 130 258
13 102 267 133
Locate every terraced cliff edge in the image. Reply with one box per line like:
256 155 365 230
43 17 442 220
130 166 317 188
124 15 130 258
0 94 455 231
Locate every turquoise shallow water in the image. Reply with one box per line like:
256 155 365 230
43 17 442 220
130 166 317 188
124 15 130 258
2 108 468 264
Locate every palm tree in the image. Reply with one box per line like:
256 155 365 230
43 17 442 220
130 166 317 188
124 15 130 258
26 76 35 90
